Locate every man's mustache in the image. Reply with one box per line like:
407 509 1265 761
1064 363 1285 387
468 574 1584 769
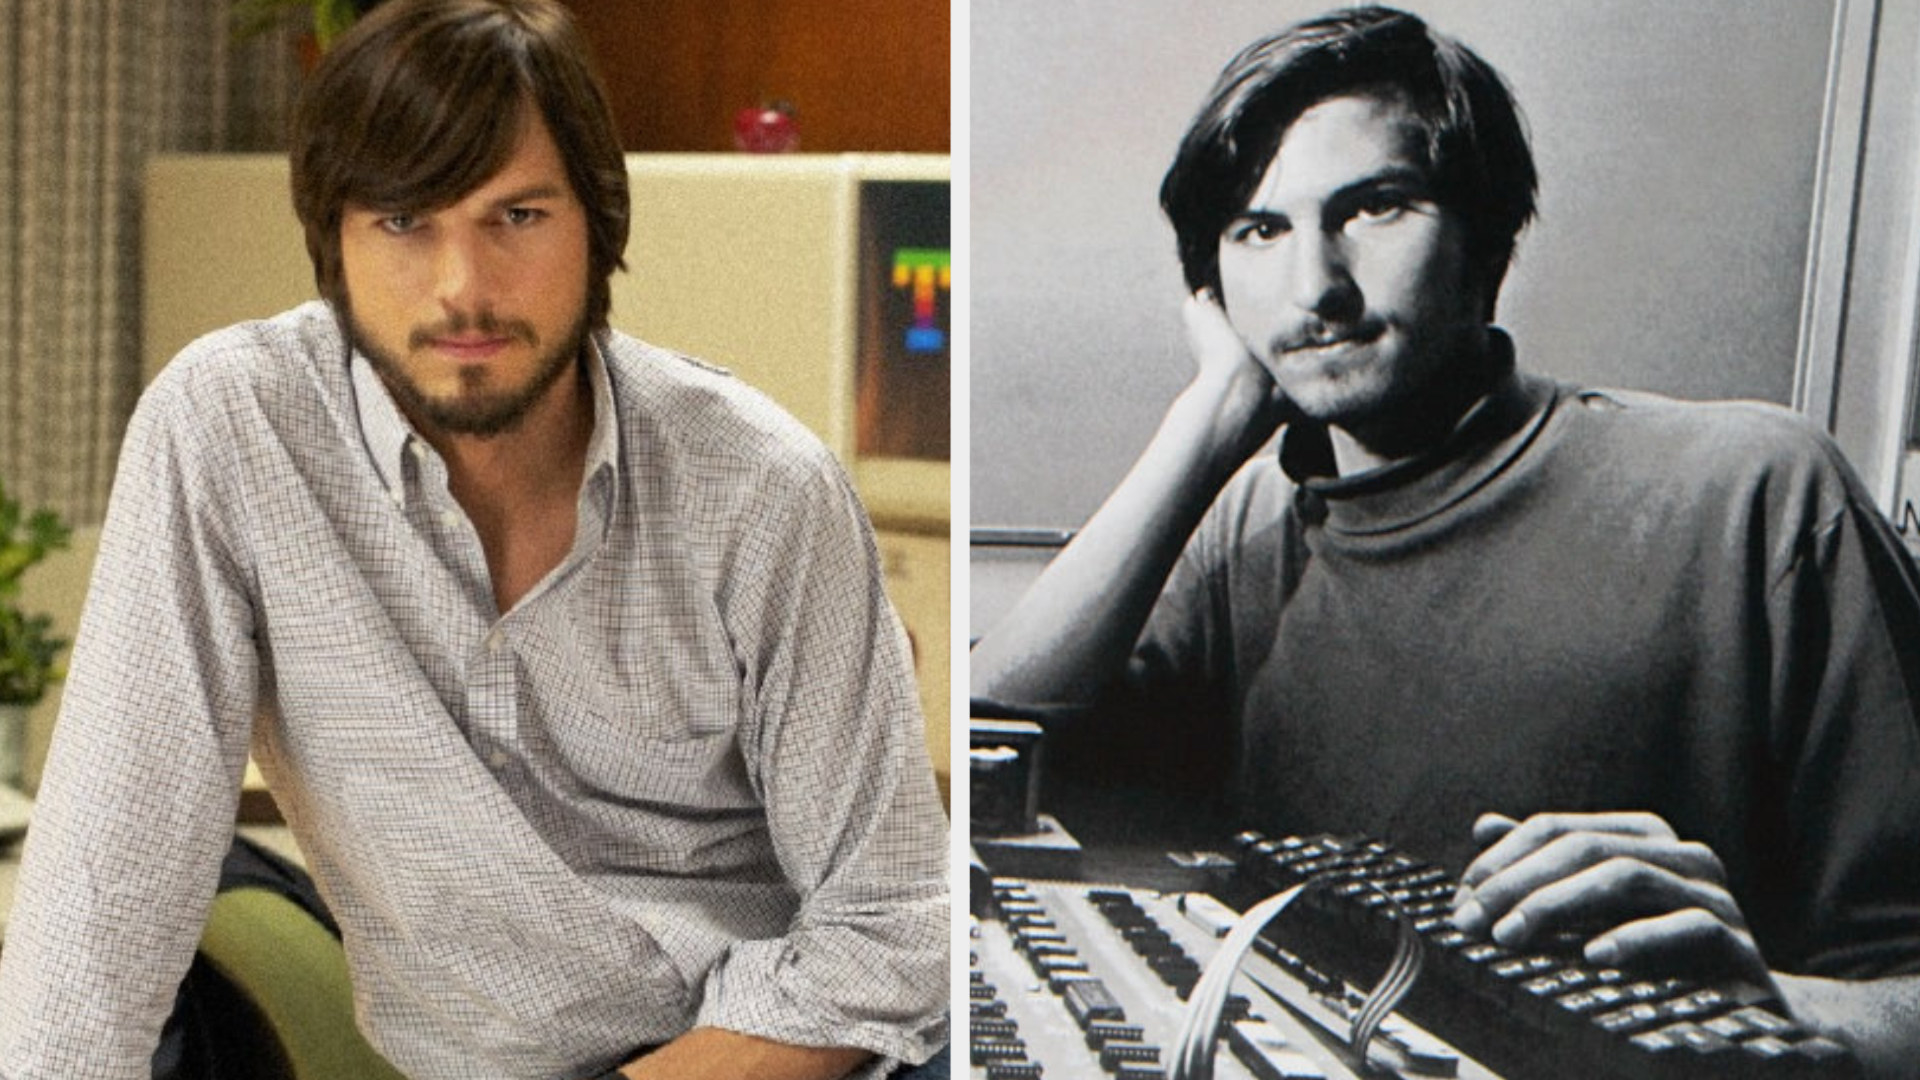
408 311 539 350
1275 318 1383 354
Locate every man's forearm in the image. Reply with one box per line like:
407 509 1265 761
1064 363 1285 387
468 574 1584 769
1776 971 1920 1080
970 373 1279 706
615 1027 872 1080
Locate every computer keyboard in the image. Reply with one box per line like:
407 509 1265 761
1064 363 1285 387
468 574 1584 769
973 877 1443 1079
968 829 1865 1080
1216 830 1861 1080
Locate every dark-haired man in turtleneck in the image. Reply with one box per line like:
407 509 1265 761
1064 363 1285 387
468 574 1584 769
971 8 1920 1075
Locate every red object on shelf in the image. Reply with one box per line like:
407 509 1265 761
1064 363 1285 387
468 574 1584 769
733 101 800 153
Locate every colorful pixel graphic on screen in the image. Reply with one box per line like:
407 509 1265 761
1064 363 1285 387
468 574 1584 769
892 247 951 354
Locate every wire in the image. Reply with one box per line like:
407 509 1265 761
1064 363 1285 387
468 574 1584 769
1168 876 1426 1080
1347 878 1425 1059
1170 883 1307 1080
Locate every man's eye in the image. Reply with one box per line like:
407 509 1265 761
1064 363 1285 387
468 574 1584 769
1351 192 1412 224
378 213 420 235
504 207 546 226
1228 217 1287 244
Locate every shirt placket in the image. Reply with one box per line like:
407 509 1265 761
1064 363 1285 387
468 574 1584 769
407 437 521 774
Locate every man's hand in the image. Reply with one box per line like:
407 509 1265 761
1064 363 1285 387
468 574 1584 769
616 1027 872 1080
1180 289 1297 465
1450 811 1771 986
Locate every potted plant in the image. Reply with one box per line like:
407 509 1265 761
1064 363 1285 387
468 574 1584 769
233 0 366 51
0 480 71 788
233 0 388 68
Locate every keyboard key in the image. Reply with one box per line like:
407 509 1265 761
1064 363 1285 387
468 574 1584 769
1061 977 1124 1027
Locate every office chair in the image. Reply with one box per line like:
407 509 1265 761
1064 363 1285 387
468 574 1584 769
181 885 406 1080
157 834 401 1080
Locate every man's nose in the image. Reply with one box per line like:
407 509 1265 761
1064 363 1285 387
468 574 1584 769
433 229 490 312
1291 230 1361 321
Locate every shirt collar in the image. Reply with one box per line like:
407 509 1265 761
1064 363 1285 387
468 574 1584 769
348 330 622 508
350 346 416 506
579 331 620 493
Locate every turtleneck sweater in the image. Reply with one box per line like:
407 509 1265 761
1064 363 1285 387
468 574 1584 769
1126 352 1920 978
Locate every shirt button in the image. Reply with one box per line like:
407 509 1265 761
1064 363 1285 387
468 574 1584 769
486 628 505 653
440 509 460 527
488 749 511 770
411 442 429 461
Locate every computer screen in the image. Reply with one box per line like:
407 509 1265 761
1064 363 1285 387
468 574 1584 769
855 179 950 464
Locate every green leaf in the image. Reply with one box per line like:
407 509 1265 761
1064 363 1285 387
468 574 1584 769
25 509 70 552
229 0 360 48
314 0 359 48
0 478 72 704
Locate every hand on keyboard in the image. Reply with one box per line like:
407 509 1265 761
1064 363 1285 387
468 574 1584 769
1450 810 1772 988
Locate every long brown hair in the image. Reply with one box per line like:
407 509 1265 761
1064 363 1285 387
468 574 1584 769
289 0 629 329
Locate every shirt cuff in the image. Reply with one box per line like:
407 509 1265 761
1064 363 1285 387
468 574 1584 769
692 938 949 1066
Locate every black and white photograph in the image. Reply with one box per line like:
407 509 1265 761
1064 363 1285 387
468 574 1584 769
967 3 1920 1077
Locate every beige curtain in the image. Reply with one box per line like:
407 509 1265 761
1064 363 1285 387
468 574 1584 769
0 0 299 524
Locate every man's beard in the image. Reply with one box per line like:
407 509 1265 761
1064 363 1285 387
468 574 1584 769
345 302 590 439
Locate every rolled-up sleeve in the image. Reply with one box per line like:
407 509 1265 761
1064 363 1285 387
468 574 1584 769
694 455 948 1071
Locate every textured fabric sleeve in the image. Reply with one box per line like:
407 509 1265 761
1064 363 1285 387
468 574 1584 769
1129 521 1229 699
1761 461 1920 978
1128 451 1299 708
0 365 258 1077
691 454 947 1072
1082 518 1238 791
1101 456 1294 794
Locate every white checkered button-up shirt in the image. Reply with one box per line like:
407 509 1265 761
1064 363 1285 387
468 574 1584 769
0 301 949 1080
